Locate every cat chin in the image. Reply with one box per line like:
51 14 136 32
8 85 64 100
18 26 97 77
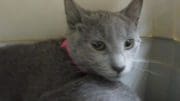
101 69 133 82
104 76 122 82
99 73 124 82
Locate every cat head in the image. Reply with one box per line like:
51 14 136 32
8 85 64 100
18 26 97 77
64 0 143 81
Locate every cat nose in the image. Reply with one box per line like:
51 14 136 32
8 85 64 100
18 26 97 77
112 65 125 73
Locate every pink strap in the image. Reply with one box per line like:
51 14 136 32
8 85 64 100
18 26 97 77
61 39 71 55
60 39 86 73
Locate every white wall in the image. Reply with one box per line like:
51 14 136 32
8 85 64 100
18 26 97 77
0 0 180 42
0 0 131 42
0 0 66 42
174 0 180 41
139 0 180 41
0 0 161 42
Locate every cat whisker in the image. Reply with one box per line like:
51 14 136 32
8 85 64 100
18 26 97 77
135 67 161 77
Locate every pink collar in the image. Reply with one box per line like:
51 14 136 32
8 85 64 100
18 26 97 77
61 39 71 56
61 39 77 66
61 39 85 73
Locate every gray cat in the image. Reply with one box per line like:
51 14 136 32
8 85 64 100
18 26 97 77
0 0 143 101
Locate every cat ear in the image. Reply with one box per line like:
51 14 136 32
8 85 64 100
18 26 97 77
64 0 90 30
120 0 143 25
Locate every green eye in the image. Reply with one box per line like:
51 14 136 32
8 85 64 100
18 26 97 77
125 39 135 50
91 41 106 51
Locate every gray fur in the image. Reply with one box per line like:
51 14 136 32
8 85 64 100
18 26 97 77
65 0 143 80
0 0 143 101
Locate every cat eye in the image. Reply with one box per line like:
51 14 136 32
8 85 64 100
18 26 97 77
124 39 135 50
91 41 106 51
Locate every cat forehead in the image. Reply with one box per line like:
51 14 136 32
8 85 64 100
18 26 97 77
86 11 130 26
85 11 136 38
